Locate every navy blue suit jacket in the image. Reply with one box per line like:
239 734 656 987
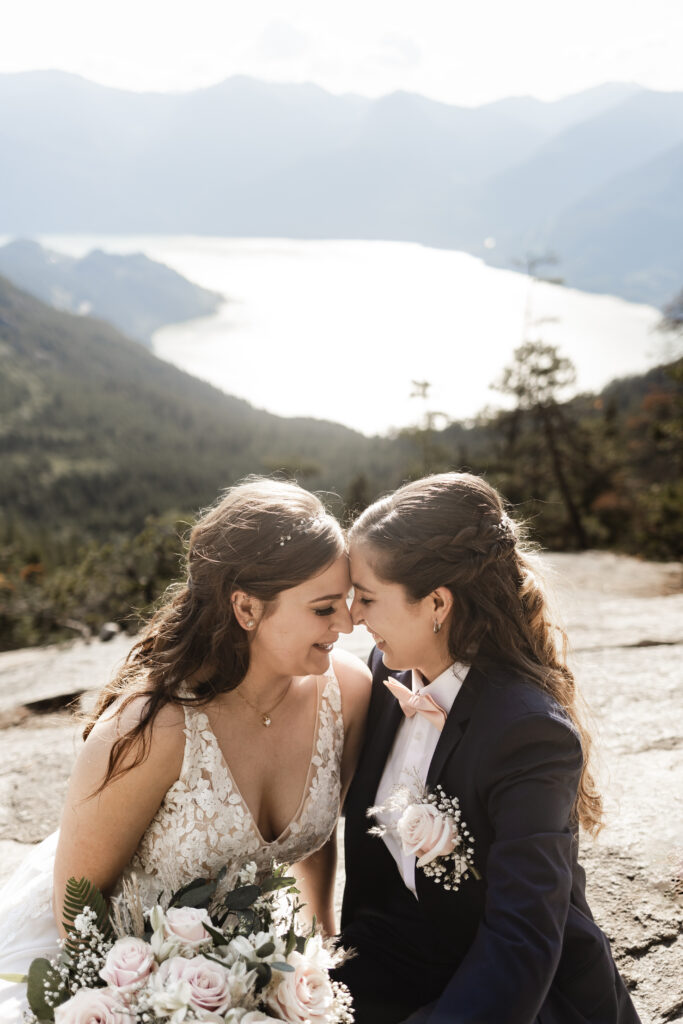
338 649 640 1024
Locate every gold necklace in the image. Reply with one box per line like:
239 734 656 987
234 678 293 727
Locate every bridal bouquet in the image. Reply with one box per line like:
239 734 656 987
18 864 353 1023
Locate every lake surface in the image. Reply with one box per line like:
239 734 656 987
39 235 667 436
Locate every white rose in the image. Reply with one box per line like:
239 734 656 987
396 802 457 866
54 987 135 1024
99 936 156 992
296 933 333 970
147 971 193 1021
266 950 334 1024
225 934 257 962
224 1011 280 1024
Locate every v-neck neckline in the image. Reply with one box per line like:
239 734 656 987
203 675 325 846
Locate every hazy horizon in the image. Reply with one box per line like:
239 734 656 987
4 1 683 107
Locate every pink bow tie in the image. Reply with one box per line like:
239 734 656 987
384 678 447 732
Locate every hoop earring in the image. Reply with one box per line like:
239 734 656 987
433 621 442 634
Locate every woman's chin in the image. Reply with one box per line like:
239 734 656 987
379 648 409 672
310 644 333 669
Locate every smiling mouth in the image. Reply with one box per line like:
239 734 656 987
368 630 385 644
313 642 335 651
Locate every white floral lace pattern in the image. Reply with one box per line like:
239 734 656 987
123 669 344 903
0 669 344 990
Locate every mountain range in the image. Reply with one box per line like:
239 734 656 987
0 239 223 345
0 73 680 307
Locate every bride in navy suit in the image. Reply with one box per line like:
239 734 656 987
336 472 641 1024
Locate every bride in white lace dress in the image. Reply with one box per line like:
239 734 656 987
0 478 371 1021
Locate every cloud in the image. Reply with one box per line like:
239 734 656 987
376 32 421 69
255 20 310 62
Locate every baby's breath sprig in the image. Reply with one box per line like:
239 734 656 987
368 779 481 893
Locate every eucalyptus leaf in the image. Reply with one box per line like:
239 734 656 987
256 940 275 958
169 878 217 909
205 923 226 946
253 962 272 992
27 958 62 1021
225 884 260 910
285 929 297 957
271 961 295 972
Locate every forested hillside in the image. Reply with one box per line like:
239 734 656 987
0 273 398 535
1 274 680 649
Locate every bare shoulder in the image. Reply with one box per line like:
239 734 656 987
86 691 186 767
332 647 371 687
331 649 371 719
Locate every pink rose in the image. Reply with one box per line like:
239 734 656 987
99 936 155 992
266 950 334 1024
397 803 457 866
54 987 135 1024
163 906 212 948
158 955 233 1016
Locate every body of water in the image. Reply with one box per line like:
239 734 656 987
38 235 666 436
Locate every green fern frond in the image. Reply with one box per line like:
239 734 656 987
62 876 114 951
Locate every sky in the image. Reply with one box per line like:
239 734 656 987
3 0 683 106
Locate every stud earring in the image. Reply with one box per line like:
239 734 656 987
246 619 255 629
433 621 442 634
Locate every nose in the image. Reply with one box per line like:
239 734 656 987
349 592 365 626
334 600 353 635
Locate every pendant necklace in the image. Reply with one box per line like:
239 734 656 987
235 678 293 727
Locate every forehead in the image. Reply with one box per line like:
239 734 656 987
284 553 351 600
349 542 385 588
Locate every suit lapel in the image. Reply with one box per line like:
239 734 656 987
426 665 482 788
362 665 408 802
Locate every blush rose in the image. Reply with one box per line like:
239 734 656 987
54 987 135 1024
99 936 155 992
158 955 233 1016
163 906 212 948
397 802 457 866
266 950 334 1024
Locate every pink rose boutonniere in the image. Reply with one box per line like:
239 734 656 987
369 782 481 891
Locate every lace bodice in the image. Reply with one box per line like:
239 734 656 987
0 669 344 949
121 668 344 903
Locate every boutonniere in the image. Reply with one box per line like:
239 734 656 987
368 780 481 891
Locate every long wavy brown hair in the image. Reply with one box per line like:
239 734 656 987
349 472 603 835
84 477 345 793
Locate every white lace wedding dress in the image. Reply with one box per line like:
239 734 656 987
0 670 344 1021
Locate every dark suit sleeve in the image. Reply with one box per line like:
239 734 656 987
421 712 583 1024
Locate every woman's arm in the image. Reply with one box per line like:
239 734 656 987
53 696 185 934
289 835 338 936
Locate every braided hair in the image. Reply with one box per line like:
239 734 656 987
349 472 602 835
